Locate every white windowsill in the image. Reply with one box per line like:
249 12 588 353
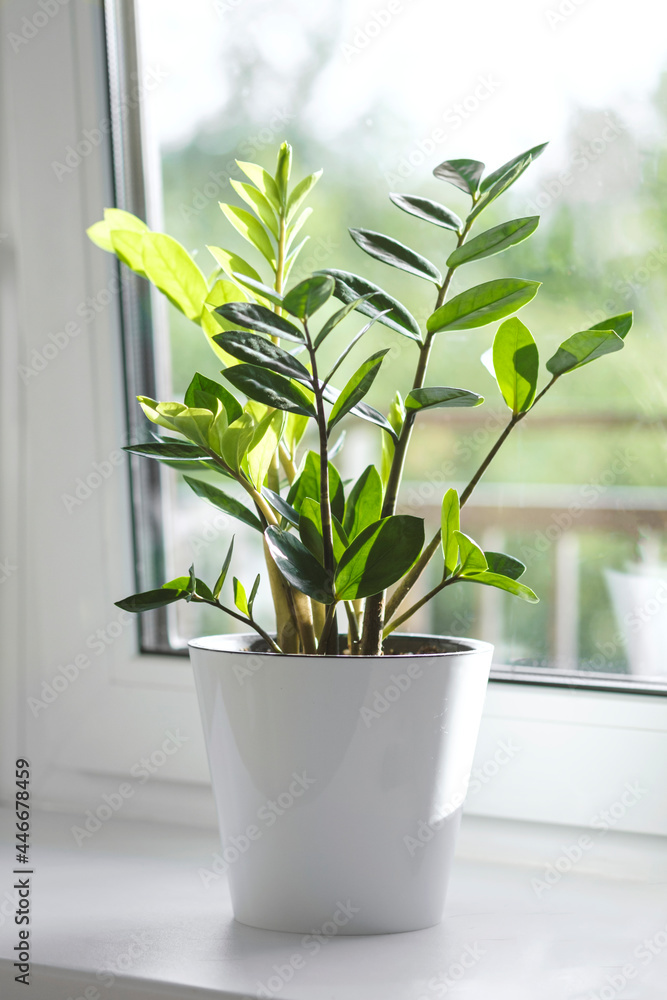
2 808 667 999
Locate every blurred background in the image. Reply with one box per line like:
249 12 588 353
134 0 667 682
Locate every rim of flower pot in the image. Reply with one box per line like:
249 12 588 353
188 632 493 659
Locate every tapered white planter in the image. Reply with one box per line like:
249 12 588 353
190 632 493 934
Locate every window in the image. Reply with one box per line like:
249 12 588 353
130 0 667 692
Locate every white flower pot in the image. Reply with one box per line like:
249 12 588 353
189 632 493 934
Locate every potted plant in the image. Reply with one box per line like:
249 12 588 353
88 141 632 934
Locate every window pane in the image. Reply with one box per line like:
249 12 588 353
133 0 667 688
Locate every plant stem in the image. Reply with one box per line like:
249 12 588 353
383 576 457 637
194 595 282 653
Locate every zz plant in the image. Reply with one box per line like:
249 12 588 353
88 141 632 655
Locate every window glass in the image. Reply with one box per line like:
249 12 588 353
134 0 667 687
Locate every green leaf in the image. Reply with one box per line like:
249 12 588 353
248 573 261 614
493 317 539 414
428 278 541 334
318 269 422 342
275 142 292 206
546 329 624 376
214 331 311 382
471 143 548 222
264 525 335 603
287 451 345 522
137 398 213 447
327 350 388 432
183 475 263 531
184 372 243 423
462 571 538 603
228 272 284 309
123 440 210 462
484 551 526 580
233 577 249 615
213 538 235 598
286 169 322 222
441 490 460 579
381 391 405 488
261 487 300 527
141 233 208 321
230 179 279 238
219 203 276 267
284 412 309 455
220 413 255 472
388 193 462 232
433 158 485 196
115 588 183 613
222 364 316 417
321 383 397 441
236 160 282 213
193 577 214 602
588 312 633 340
283 236 309 280
323 311 390 385
313 294 374 349
479 142 548 193
349 228 442 284
185 563 197 603
454 530 488 576
447 217 539 269
299 498 349 565
343 465 383 539
334 515 425 600
215 302 304 343
87 209 148 253
110 230 147 277
405 386 483 411
246 409 285 488
206 246 269 299
285 207 312 252
282 275 335 319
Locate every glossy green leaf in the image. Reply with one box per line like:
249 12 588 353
447 217 539 269
479 142 548 193
299 497 349 565
349 228 442 285
484 551 526 580
193 577 214 602
115 588 183 613
264 525 335 603
206 246 269 300
261 487 300 528
462 571 538 603
286 169 322 222
215 302 304 343
228 272 284 309
454 530 488 576
283 236 309 280
313 294 374 349
282 275 335 319
343 465 383 539
334 515 425 600
123 440 210 462
230 179 279 238
141 234 208 321
213 537 235 598
222 364 316 417
275 142 292 206
327 350 388 432
137 398 212 447
246 409 285 488
546 329 624 376
388 193 462 231
248 573 261 614
214 331 311 382
433 158 485 196
287 451 345 523
318 269 422 342
493 317 539 414
219 203 276 267
110 229 147 277
182 475 263 531
323 311 390 385
285 207 312 252
321 382 397 441
441 490 460 579
405 386 483 411
380 391 405 488
236 160 282 213
588 312 633 339
428 278 541 334
88 209 148 253
233 577 249 616
284 412 309 455
220 413 255 472
185 372 243 423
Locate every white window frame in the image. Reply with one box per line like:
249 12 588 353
1 0 666 839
